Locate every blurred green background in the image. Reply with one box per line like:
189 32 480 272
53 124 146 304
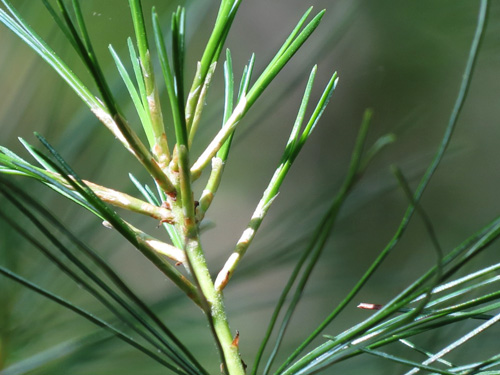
1 0 499 374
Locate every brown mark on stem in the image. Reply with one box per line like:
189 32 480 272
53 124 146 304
231 330 240 348
184 217 195 228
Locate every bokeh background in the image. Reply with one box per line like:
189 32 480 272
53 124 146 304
1 0 500 374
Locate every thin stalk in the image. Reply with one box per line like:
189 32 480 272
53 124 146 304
126 222 186 264
215 70 338 292
195 50 239 222
188 62 217 146
129 0 170 167
83 180 174 222
49 171 175 222
196 155 224 223
190 94 247 180
152 7 186 180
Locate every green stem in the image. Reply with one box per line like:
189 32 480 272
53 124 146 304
185 236 245 375
167 37 244 368
174 141 244 373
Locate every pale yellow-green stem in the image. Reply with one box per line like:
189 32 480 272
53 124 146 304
185 62 202 133
84 181 174 223
196 156 224 222
188 62 217 147
215 164 283 291
128 0 170 167
190 96 247 179
91 109 176 195
121 222 186 264
43 170 175 223
142 49 171 169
